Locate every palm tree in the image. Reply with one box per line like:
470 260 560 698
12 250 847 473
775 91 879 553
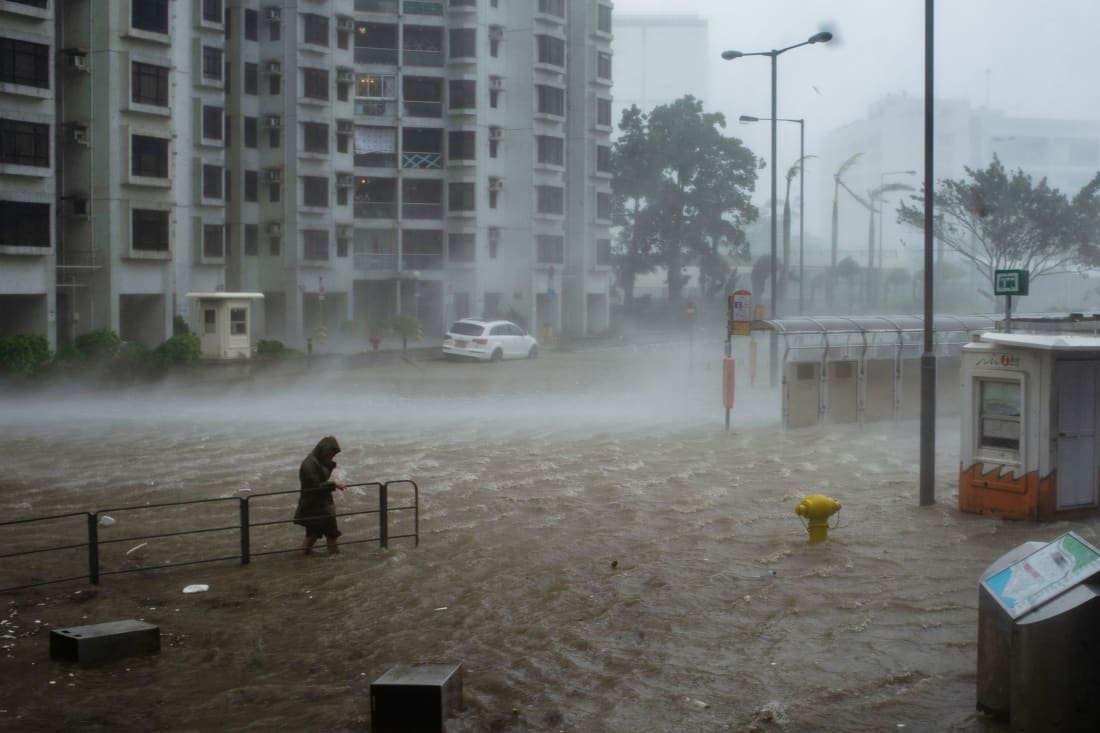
781 154 816 306
866 182 915 307
830 153 863 307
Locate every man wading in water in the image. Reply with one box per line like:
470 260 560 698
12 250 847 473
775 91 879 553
294 435 348 555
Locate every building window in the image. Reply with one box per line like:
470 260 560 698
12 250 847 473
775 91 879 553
448 28 476 58
536 35 565 67
269 71 281 96
978 379 1021 456
244 8 258 40
202 0 222 24
203 163 223 199
303 176 329 207
536 185 564 215
488 178 500 209
244 170 258 202
303 67 329 100
244 116 258 148
0 200 49 247
303 229 329 260
489 25 502 57
448 182 475 212
303 14 329 46
202 46 223 82
536 135 564 166
537 0 564 18
596 192 611 220
597 51 612 80
0 118 49 167
303 121 329 153
228 307 246 335
596 238 611 266
202 223 224 258
203 309 216 334
597 4 612 33
448 79 476 111
597 98 612 127
537 235 564 263
131 208 169 251
0 38 49 89
131 134 168 177
448 131 475 161
244 62 258 94
536 85 564 116
488 227 500 258
132 0 169 34
131 62 169 106
269 236 281 255
596 145 611 172
489 127 500 158
202 105 223 142
448 232 475 263
244 223 259 255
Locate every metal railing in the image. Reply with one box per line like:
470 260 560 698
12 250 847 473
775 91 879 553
0 481 418 593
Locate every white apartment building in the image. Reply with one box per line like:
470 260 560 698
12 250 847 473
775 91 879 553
0 0 613 352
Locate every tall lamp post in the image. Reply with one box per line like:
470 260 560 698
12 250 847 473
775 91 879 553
722 31 831 386
740 115 806 314
877 169 916 306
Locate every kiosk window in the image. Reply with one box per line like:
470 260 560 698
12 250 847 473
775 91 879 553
979 379 1021 453
203 309 217 334
230 308 247 336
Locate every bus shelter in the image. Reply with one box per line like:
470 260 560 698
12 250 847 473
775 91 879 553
764 315 997 428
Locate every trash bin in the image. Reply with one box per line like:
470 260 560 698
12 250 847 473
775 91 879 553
977 533 1100 732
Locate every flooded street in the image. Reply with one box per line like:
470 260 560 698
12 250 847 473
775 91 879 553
1 342 1095 732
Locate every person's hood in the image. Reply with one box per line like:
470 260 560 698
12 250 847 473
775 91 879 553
312 435 341 463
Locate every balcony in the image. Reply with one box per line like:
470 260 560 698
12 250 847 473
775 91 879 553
356 0 399 12
355 47 399 65
354 201 397 219
403 0 442 15
402 202 443 219
401 152 442 170
354 252 398 270
402 48 443 67
403 100 443 118
402 253 443 270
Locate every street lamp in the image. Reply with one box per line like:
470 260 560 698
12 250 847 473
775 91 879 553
740 115 807 314
722 31 831 386
877 169 916 306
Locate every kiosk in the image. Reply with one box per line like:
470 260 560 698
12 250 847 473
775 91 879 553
959 332 1100 520
185 292 265 359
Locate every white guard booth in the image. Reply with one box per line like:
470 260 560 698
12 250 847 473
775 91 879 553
185 292 265 359
959 332 1100 521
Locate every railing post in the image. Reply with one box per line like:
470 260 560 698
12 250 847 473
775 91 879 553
239 498 251 565
87 513 99 585
379 483 389 549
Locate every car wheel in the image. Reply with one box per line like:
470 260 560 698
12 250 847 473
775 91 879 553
490 348 503 362
527 345 539 359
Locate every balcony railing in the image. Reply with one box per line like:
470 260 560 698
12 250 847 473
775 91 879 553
55 249 102 269
402 49 443 67
403 0 442 15
355 47 399 65
356 0 399 12
354 252 398 270
402 202 443 219
402 253 444 270
401 152 442 169
354 202 397 219
403 100 443 118
355 99 398 116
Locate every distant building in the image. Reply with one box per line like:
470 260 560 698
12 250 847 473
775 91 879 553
0 0 614 351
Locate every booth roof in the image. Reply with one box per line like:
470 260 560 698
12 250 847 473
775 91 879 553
981 333 1100 351
185 292 265 299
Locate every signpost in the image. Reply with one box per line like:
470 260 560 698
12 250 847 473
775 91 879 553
994 269 1029 333
723 291 752 431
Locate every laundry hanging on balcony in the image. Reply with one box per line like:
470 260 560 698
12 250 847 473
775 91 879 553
355 126 396 154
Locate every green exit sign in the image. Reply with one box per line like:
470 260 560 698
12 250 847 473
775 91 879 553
994 269 1029 296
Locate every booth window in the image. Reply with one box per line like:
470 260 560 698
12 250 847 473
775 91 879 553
230 308 247 336
978 378 1021 454
203 309 216 335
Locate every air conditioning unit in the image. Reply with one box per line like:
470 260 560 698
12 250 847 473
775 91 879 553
489 179 503 192
71 197 89 218
70 125 89 145
266 61 282 75
336 173 354 187
489 26 504 41
489 76 504 91
336 119 353 134
337 69 354 84
489 127 502 140
336 224 353 239
265 7 281 21
336 17 354 32
66 53 88 72
265 168 282 183
267 115 282 129
266 221 282 235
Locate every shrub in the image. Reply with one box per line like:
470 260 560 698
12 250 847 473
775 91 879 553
389 314 421 341
0 334 50 375
173 314 192 336
73 328 122 359
154 333 201 365
256 339 287 357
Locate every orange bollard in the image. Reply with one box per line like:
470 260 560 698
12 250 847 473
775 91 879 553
722 357 735 409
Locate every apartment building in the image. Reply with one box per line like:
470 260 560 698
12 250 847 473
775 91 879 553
0 0 613 352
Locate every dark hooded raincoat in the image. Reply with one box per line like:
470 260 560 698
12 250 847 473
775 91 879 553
293 435 342 539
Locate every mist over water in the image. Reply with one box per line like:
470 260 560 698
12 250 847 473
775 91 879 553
0 344 1088 731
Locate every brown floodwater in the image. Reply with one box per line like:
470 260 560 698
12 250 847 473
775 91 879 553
0 343 1092 732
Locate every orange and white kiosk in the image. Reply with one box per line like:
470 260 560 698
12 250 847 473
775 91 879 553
959 332 1100 520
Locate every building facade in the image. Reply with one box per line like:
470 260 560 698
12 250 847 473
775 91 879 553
0 0 614 352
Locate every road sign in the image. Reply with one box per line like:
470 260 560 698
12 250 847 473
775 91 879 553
729 290 752 336
994 269 1029 296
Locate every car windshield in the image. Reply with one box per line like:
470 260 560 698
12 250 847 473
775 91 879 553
449 322 485 336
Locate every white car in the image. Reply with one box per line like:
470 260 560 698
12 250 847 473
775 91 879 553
442 318 539 362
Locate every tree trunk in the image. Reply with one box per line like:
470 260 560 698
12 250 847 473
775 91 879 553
782 185 792 306
867 204 876 309
829 189 839 308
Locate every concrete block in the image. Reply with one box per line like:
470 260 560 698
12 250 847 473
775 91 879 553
49 619 160 668
371 663 463 733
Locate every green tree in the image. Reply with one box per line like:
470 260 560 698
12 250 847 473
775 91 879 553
611 97 758 306
898 157 1100 302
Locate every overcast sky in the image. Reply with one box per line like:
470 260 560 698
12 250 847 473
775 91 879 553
612 0 1100 169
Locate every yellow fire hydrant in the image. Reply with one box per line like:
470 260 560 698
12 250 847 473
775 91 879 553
795 494 842 543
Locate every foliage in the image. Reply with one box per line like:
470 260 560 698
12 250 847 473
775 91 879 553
173 315 191 337
505 309 528 332
611 96 759 306
154 334 201 364
256 339 287 357
897 157 1100 292
73 328 122 359
751 255 780 301
389 314 421 346
366 317 391 338
0 334 50 375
